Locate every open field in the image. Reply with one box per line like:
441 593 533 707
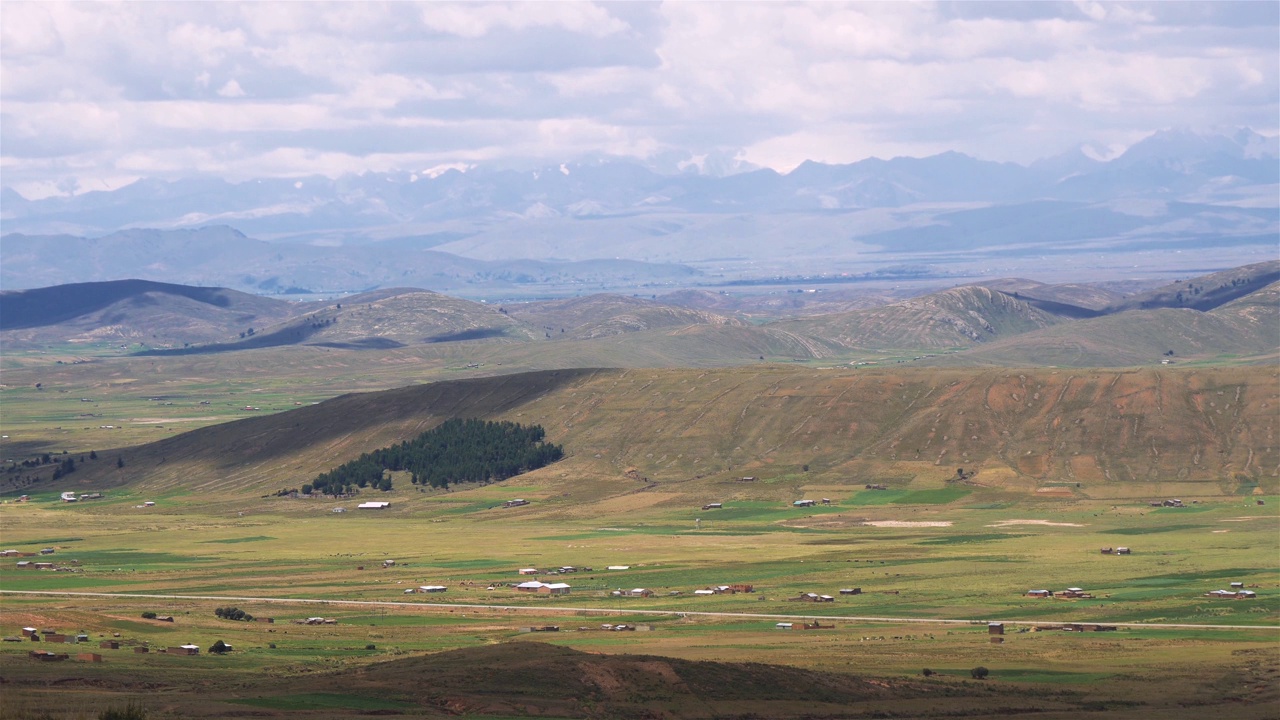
1 476 1277 718
0 362 1277 718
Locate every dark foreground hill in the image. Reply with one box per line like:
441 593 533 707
33 366 1278 502
321 642 1012 718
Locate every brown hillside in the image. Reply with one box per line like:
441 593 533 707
328 642 981 718
157 288 540 353
0 281 296 349
507 293 745 340
779 285 1063 349
939 281 1280 368
57 366 1279 500
1103 259 1280 313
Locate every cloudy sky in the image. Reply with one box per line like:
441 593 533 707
2 1 1276 199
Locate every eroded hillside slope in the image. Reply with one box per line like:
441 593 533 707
47 366 1278 501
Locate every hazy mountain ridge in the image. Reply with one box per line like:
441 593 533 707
2 129 1274 294
6 129 1274 238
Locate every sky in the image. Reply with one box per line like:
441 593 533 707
2 1 1277 200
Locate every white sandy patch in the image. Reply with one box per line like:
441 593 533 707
1220 517 1260 522
861 520 953 528
987 519 1085 527
1212 530 1230 533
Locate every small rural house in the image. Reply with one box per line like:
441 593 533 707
418 585 448 593
518 568 539 575
775 622 794 630
1026 589 1052 598
537 583 571 595
1116 547 1131 555
988 623 1005 635
627 588 654 597
702 503 723 510
1100 547 1113 554
793 499 816 507
357 501 390 509
839 588 862 595
693 589 715 596
1060 587 1093 599
503 499 530 508
515 581 546 592
789 592 834 602
606 565 630 570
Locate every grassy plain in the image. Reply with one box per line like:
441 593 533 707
1 479 1277 718
0 353 1277 718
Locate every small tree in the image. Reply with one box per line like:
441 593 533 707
971 666 989 680
209 640 228 654
922 668 934 677
117 457 125 469
140 611 157 619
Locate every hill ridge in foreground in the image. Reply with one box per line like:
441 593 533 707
331 642 1014 718
30 366 1279 500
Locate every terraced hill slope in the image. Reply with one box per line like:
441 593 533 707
42 366 1278 503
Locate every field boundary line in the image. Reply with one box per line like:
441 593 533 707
3 590 1277 631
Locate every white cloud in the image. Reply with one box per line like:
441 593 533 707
216 79 246 98
1 1 1276 196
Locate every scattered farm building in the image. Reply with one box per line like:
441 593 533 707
1206 589 1257 599
789 592 834 602
418 585 448 593
166 645 199 655
60 492 78 502
76 653 104 662
839 588 862 595
989 623 1005 635
793 500 816 507
503 499 530 508
606 565 630 570
516 581 546 592
1059 587 1094 599
626 588 654 597
1117 547 1131 554
702 503 723 510
537 583 571 595
29 651 69 661
1026 589 1053 598
518 568 539 575
357 501 390 509
693 589 715 596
